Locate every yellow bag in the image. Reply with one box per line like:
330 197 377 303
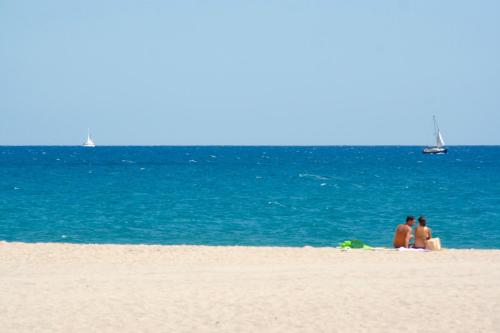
426 238 441 251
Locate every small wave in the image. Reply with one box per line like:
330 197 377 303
189 159 197 163
299 173 329 180
121 160 136 164
268 201 286 207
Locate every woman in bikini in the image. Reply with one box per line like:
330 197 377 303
414 216 432 249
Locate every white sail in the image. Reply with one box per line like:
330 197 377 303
423 116 447 154
436 131 445 147
83 129 96 147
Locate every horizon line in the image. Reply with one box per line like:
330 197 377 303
1 144 500 147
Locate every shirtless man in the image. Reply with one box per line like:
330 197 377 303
393 216 415 248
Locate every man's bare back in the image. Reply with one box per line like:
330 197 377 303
393 216 415 248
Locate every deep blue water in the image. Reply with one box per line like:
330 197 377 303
1 146 499 248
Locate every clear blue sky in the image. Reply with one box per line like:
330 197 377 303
1 0 499 145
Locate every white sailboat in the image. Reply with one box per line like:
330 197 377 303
82 129 96 147
423 116 447 154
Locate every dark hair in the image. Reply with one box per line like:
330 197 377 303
418 216 427 226
406 216 415 222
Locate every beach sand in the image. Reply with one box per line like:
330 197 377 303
1 242 499 332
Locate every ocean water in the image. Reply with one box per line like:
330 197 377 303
0 146 499 248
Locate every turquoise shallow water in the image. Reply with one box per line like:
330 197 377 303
0 146 499 248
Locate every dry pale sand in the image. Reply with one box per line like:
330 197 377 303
0 242 499 333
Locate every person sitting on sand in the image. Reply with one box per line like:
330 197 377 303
393 216 414 248
414 216 432 249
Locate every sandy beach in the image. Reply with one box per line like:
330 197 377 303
0 242 499 332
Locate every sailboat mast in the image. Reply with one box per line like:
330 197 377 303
433 115 438 137
432 116 438 146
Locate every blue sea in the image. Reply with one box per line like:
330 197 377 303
1 146 499 248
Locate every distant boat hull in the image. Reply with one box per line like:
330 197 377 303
82 142 95 147
422 146 447 154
